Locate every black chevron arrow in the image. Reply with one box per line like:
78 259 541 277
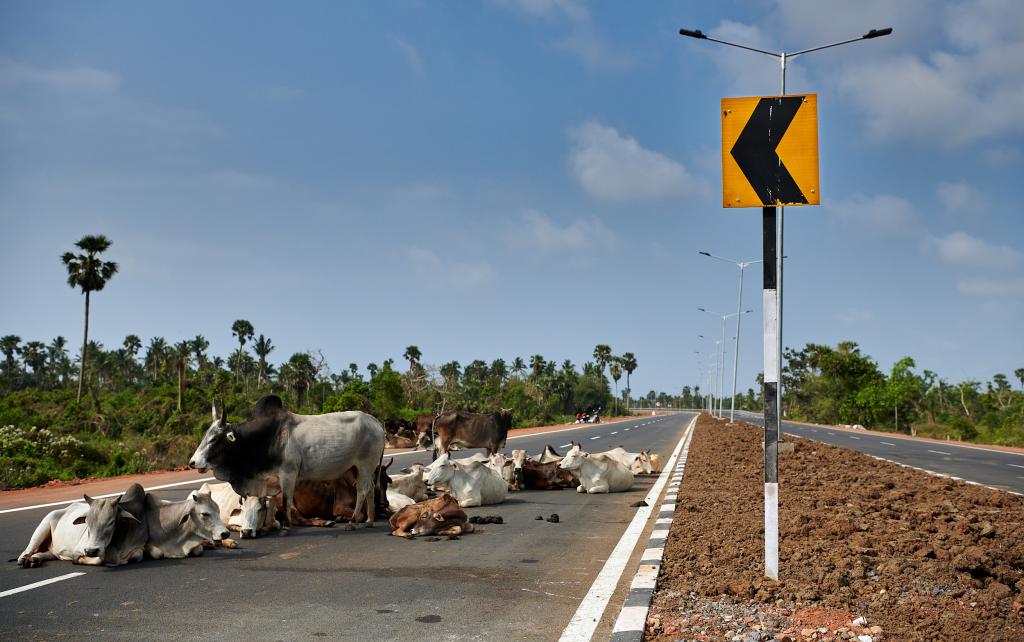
730 96 808 205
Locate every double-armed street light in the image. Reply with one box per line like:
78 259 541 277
700 251 762 423
679 23 893 582
699 308 753 418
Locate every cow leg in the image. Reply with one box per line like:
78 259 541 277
348 467 373 530
587 483 610 494
17 511 59 568
278 470 298 536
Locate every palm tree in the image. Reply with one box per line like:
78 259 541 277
609 360 623 414
48 336 69 387
403 345 422 370
511 357 526 379
593 344 612 378
620 352 637 409
173 340 191 412
367 362 379 380
490 358 507 383
22 341 47 386
190 335 209 370
231 320 254 383
145 337 168 381
1016 368 1024 391
1 335 21 385
529 355 546 380
62 234 118 403
253 334 274 387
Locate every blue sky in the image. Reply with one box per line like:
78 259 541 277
2 0 1023 397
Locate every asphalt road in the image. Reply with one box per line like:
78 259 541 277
730 410 1024 494
0 412 694 641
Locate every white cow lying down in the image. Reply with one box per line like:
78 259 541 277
601 447 653 474
144 492 230 559
199 482 279 539
390 464 429 501
559 443 634 493
426 452 507 507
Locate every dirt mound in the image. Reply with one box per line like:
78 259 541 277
646 415 1024 641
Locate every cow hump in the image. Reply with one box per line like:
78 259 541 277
251 395 286 419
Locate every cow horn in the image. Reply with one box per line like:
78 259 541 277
211 400 219 422
218 399 227 424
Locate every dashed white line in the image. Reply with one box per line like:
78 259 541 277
610 432 618 435
560 444 572 448
0 572 86 598
849 436 861 440
590 436 602 440
881 441 896 446
1009 464 1024 469
928 449 953 456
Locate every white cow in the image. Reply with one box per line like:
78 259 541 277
144 491 230 559
386 490 416 513
426 452 507 507
16 488 146 568
602 446 653 474
199 482 279 539
559 444 634 493
390 464 429 501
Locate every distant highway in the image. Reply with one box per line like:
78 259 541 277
730 410 1024 495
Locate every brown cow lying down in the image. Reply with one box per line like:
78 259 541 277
521 459 577 490
389 494 474 539
274 462 392 528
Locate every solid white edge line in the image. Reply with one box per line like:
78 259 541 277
0 477 216 515
559 413 697 642
0 572 86 598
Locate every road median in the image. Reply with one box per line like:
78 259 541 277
644 414 1024 641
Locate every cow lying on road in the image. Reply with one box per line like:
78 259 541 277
276 460 392 527
144 491 231 559
389 494 473 539
559 443 634 493
17 484 147 568
427 452 507 507
199 482 278 539
602 447 653 475
389 464 428 501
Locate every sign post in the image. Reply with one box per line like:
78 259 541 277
721 93 818 581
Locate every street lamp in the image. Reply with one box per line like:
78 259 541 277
681 24 892 583
699 308 752 417
700 251 762 423
697 333 720 416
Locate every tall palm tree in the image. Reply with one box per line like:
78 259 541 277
511 357 526 380
62 235 118 403
190 335 209 370
1 335 22 384
253 334 274 387
48 336 69 387
173 340 191 412
620 352 637 409
529 355 546 380
1016 368 1024 391
231 319 254 383
593 344 612 378
609 360 623 414
403 345 422 371
145 337 168 381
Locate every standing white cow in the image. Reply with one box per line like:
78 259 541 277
199 482 279 539
426 452 507 507
144 491 230 559
189 395 386 533
559 443 634 493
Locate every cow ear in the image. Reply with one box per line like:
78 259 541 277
179 513 190 526
73 514 87 525
238 496 245 505
433 513 444 521
118 509 140 524
84 494 94 505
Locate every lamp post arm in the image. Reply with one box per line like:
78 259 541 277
701 35 781 59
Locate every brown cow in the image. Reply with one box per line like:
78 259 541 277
431 410 512 457
520 459 577 490
388 493 474 539
275 461 392 527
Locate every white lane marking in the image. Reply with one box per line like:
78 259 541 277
1009 464 1024 469
610 432 618 435
561 444 573 449
849 436 861 440
826 432 836 436
590 436 602 440
0 477 215 515
624 429 630 432
881 442 896 446
559 414 696 642
928 449 953 456
0 572 86 598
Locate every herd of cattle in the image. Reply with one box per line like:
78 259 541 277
15 395 662 568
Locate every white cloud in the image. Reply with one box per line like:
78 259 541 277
488 0 587 21
827 193 918 235
568 121 702 200
936 181 987 212
957 276 1024 298
407 248 494 289
392 36 424 79
933 232 1022 271
510 209 616 254
0 60 120 93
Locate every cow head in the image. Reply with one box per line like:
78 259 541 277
187 491 230 542
510 449 526 489
232 494 274 539
558 443 586 472
639 450 653 474
189 400 232 473
425 453 455 487
78 494 140 565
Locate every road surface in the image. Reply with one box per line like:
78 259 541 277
0 412 694 641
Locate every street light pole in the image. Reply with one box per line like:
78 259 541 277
680 25 892 582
